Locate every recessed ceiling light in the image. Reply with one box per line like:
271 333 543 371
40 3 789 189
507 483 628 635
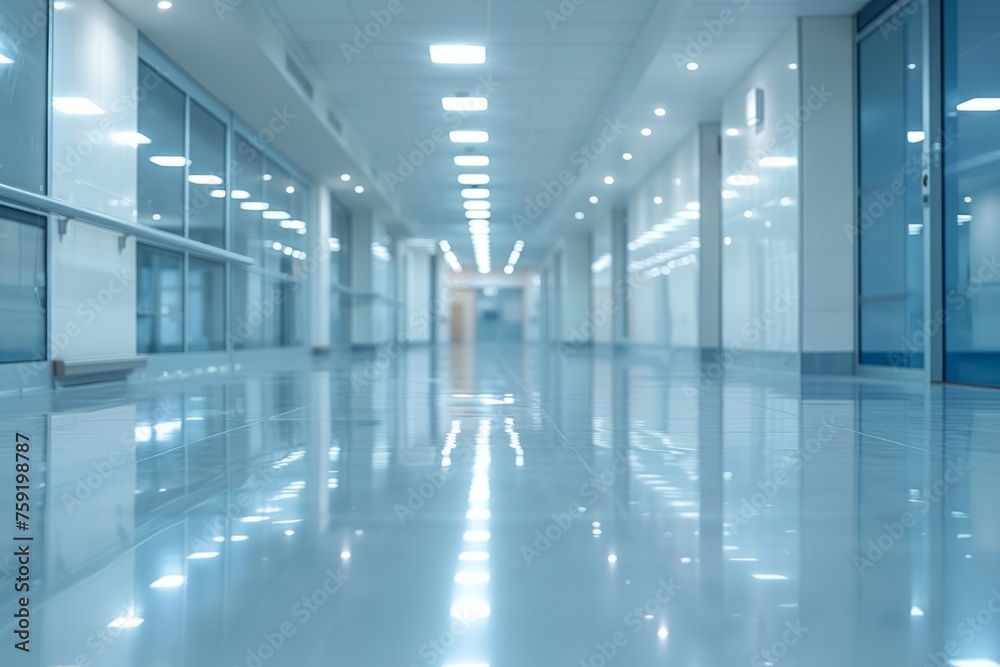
957 98 1000 112
464 200 491 211
686 62 699 71
908 63 917 70
450 130 489 143
429 44 486 65
466 211 491 219
604 176 614 185
240 201 269 211
462 188 490 199
458 174 490 185
504 265 514 275
157 0 172 9
53 1 67 9
575 211 584 220
622 152 633 160
907 131 926 143
455 155 489 167
654 107 666 116
725 128 740 137
231 189 250 199
280 220 306 230
751 574 789 580
788 63 798 70
442 96 488 111
340 173 351 182
262 210 291 220
262 173 272 181
653 196 662 205
210 190 226 198
965 196 973 203
149 155 188 167
52 97 106 115
286 185 295 194
640 128 652 136
187 552 220 559
589 196 599 204
354 185 365 194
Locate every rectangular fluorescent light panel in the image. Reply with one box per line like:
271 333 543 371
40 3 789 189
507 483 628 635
458 174 490 185
908 131 926 143
53 97 106 115
149 155 188 167
430 44 486 64
464 201 491 211
443 96 488 112
188 174 223 185
455 155 490 167
450 130 489 143
751 574 789 580
957 98 1000 112
112 131 152 147
462 188 490 199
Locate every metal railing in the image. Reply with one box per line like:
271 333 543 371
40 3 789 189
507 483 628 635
0 183 255 266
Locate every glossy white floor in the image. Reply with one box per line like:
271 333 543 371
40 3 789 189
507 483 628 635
1 343 998 667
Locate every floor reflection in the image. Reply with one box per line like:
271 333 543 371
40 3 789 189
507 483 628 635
0 343 997 666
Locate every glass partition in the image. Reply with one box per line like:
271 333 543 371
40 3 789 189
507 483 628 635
0 0 47 194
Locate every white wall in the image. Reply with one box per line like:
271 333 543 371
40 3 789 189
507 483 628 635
720 23 801 356
627 131 701 347
49 0 139 361
404 244 434 344
800 17 856 358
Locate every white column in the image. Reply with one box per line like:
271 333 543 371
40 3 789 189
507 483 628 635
349 210 374 347
698 123 722 358
611 208 629 345
308 184 332 353
558 233 593 344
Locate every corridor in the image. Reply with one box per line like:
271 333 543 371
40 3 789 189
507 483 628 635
3 344 998 666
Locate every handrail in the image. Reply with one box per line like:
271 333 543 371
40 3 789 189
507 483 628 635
0 183 255 266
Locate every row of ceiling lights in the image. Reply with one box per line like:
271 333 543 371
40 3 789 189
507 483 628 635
429 44 507 275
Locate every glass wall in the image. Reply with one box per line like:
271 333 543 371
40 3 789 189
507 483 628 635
136 53 309 354
943 0 1000 386
0 206 45 362
857 0 926 368
0 0 47 194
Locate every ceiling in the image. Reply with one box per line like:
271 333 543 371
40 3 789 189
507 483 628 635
259 0 868 270
114 0 871 271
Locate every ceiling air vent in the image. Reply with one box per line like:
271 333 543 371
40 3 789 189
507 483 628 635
285 52 313 99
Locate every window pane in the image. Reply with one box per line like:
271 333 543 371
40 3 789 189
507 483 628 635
230 135 264 263
188 102 226 248
137 246 184 353
231 265 263 350
0 0 47 193
187 258 224 351
0 207 45 362
137 62 186 236
943 0 1000 386
261 160 306 276
857 2 925 368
